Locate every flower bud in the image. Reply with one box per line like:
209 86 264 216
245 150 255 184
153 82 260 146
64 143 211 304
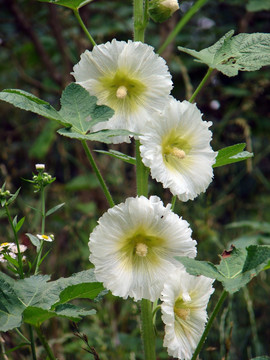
35 163 45 171
149 0 179 23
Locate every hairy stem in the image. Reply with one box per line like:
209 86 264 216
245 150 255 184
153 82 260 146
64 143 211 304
189 67 213 103
140 299 156 360
35 326 56 360
34 184 46 275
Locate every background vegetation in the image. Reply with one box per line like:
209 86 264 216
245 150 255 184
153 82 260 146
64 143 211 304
1 0 270 359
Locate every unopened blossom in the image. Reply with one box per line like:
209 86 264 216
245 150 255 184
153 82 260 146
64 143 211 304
72 39 172 143
89 196 196 301
149 0 179 23
36 234 54 242
140 98 217 201
161 268 214 359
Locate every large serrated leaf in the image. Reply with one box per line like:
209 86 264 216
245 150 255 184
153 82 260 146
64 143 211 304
0 89 68 126
176 245 270 294
57 128 135 143
58 83 114 133
0 269 103 331
178 31 270 77
38 0 94 10
213 143 253 168
23 304 95 326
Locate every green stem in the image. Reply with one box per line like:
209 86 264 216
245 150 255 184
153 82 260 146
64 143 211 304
140 299 156 360
5 205 24 279
15 328 30 345
189 67 213 103
73 9 96 47
158 0 209 55
135 140 149 197
35 326 56 360
34 184 46 275
29 325 37 360
81 140 115 208
133 0 146 42
171 195 177 212
191 290 228 360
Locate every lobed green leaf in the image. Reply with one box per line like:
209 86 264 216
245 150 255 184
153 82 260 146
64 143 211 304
176 245 270 294
37 0 94 10
178 31 270 77
57 128 135 143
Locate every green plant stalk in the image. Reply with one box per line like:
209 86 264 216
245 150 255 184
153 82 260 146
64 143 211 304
35 326 56 360
171 195 177 211
135 141 149 197
15 328 30 345
29 325 37 360
81 140 115 207
140 299 156 360
243 286 260 356
34 184 46 275
158 0 209 55
5 205 24 279
189 67 213 103
133 0 146 42
73 9 96 47
191 290 228 360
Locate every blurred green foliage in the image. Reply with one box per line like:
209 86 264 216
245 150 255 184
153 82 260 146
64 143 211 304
1 0 270 359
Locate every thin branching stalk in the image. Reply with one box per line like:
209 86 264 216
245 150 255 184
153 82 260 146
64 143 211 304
35 326 56 360
189 67 214 103
158 0 209 55
191 290 228 360
81 140 115 208
73 9 96 47
34 184 46 275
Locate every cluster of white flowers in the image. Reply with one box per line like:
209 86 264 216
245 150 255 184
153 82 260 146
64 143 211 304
0 242 27 263
73 40 216 359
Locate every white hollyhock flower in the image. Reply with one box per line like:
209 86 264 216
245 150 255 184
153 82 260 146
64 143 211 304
161 268 214 359
140 98 217 201
72 39 173 143
89 196 196 301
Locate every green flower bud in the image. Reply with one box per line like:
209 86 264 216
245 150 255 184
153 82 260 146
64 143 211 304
149 0 179 23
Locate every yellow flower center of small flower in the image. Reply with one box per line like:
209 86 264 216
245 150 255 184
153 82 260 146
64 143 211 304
135 242 148 257
42 235 49 240
116 85 128 99
1 242 9 247
174 307 190 321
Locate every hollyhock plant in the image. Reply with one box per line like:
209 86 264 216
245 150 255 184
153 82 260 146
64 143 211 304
140 98 217 201
161 268 215 359
72 39 173 142
89 196 196 301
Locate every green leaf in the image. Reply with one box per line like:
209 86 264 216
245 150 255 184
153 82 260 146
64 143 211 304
0 269 103 331
226 221 270 233
46 203 65 217
15 217 25 233
246 0 270 12
25 233 41 252
58 83 114 133
37 0 94 10
0 89 68 126
213 143 253 168
95 149 136 165
6 188 21 206
178 31 270 77
176 245 270 294
57 128 134 143
23 304 95 326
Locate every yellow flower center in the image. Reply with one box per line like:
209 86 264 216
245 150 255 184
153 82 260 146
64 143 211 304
162 129 191 170
116 85 128 99
170 147 186 159
135 242 148 257
1 242 9 247
42 235 49 240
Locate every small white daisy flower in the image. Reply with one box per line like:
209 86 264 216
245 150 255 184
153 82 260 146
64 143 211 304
140 98 217 201
89 196 196 301
161 268 214 360
72 39 173 143
35 164 45 170
36 234 54 242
